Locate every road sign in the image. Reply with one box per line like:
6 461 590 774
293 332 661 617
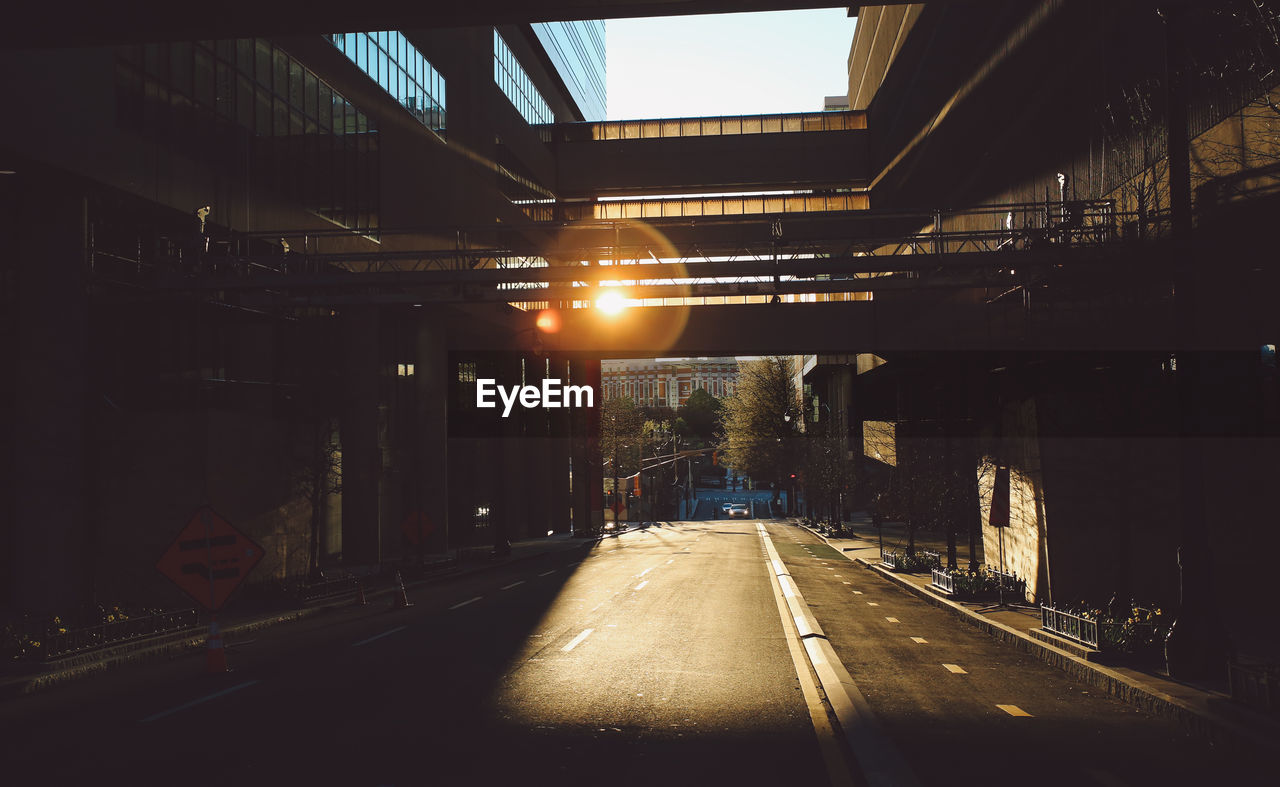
157 507 264 610
401 511 434 546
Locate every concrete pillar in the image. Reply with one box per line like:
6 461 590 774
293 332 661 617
415 313 450 554
11 176 91 614
582 359 604 534
547 355 573 534
568 358 591 536
340 306 381 566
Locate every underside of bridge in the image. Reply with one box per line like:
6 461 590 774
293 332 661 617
2 1 1278 675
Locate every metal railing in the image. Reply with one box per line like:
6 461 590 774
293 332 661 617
1040 604 1099 649
41 608 200 660
931 567 955 594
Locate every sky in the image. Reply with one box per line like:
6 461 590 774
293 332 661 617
606 9 859 120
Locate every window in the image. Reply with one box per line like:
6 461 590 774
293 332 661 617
328 31 446 134
493 29 553 125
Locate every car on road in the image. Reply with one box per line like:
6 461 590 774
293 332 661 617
721 503 734 514
728 503 750 518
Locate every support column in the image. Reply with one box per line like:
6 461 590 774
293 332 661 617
340 306 381 567
568 358 592 537
11 176 90 614
415 314 449 555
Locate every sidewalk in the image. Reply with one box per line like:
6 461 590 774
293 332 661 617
797 515 1280 756
0 531 596 700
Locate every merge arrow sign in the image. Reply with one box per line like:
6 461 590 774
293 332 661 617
157 506 264 610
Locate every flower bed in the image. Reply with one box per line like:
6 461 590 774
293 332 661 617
1041 600 1169 660
3 604 199 662
933 566 1026 601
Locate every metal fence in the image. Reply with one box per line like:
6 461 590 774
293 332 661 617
931 568 955 594
1040 604 1099 649
41 608 200 660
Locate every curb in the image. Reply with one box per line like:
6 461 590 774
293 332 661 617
795 524 1279 756
1 537 595 701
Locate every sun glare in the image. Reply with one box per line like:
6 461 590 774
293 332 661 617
597 291 627 315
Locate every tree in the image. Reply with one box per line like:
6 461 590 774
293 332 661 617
294 415 342 579
678 388 723 444
718 357 800 502
601 396 644 477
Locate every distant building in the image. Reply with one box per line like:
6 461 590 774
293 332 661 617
602 358 739 408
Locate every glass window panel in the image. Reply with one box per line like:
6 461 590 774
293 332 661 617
318 84 332 130
237 39 253 75
290 109 303 137
288 59 303 108
214 61 233 117
273 49 288 96
236 73 253 129
195 48 215 108
273 96 288 137
255 39 272 86
304 72 317 118
170 41 193 96
254 86 271 136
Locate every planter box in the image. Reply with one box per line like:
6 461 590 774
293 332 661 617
1228 661 1278 714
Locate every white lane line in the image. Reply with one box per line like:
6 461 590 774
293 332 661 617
351 625 409 648
842 581 852 585
852 590 864 594
538 570 556 577
501 581 525 590
997 704 1032 717
911 637 928 644
885 617 900 623
666 559 674 565
867 602 880 606
635 580 649 590
943 664 968 674
449 596 482 610
562 628 594 652
140 680 261 723
638 566 656 578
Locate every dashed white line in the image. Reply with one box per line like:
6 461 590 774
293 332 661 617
997 704 1032 717
911 637 928 644
501 581 525 590
140 680 261 723
866 602 879 606
449 596 482 610
352 625 409 648
851 590 863 594
538 570 556 577
885 617 900 623
638 566 655 578
562 628 594 652
635 580 649 590
943 664 968 674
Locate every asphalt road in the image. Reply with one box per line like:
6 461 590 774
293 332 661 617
762 521 1270 787
1 520 1268 786
0 522 829 786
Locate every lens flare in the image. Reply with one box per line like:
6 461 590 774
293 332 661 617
535 309 561 333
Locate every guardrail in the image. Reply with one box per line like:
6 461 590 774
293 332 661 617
1041 604 1099 649
41 608 200 660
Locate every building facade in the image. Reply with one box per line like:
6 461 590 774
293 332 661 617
602 358 739 408
0 21 605 615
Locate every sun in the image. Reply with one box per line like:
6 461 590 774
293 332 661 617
596 291 627 315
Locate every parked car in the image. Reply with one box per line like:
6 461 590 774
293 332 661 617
728 503 750 519
721 503 734 513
